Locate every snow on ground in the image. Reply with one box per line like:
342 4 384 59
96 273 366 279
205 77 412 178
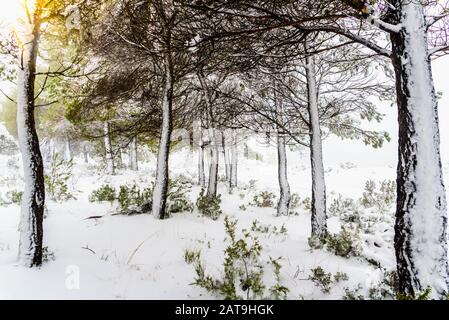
0 136 447 300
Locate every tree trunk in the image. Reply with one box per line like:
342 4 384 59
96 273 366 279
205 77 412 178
305 53 328 239
222 132 231 184
276 133 290 216
198 73 219 198
390 1 449 298
16 4 44 268
152 54 174 219
207 127 219 198
198 125 206 188
129 136 138 171
64 136 72 161
83 143 89 164
104 121 115 175
230 129 238 188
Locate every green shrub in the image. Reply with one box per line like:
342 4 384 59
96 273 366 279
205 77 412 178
302 197 311 211
343 285 365 300
184 249 201 264
397 287 432 300
89 184 116 203
289 193 301 210
42 246 55 262
117 184 153 211
196 189 223 220
308 226 361 258
329 195 361 223
45 152 75 202
167 178 194 214
309 267 348 294
249 220 287 237
360 180 396 212
325 226 361 258
186 216 289 300
309 267 333 293
251 191 275 208
7 190 23 205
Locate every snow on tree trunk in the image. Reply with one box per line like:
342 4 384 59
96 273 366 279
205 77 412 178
207 127 219 198
104 121 115 175
152 57 174 219
129 136 138 171
305 54 328 239
64 136 72 161
222 132 231 184
16 5 45 268
198 125 206 188
390 2 449 298
230 129 238 189
276 133 290 216
83 143 89 164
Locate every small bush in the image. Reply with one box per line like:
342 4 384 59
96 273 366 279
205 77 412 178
167 178 194 214
249 220 287 237
325 226 361 258
309 267 333 293
8 190 23 205
343 285 365 300
42 246 55 262
251 191 275 208
302 197 311 211
45 152 75 202
397 287 432 300
184 249 201 264
89 184 116 203
186 216 289 300
117 184 152 211
308 226 361 258
309 267 348 294
360 180 396 213
196 189 223 220
289 193 301 210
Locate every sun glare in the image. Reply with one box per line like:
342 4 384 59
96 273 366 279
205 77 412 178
0 0 30 30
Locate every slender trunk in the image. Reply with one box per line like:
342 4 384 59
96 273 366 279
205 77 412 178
305 53 328 239
152 54 174 219
276 133 290 216
390 2 448 298
243 143 249 158
16 5 44 267
207 127 219 198
104 121 115 175
230 129 238 188
83 144 89 164
222 132 231 183
198 73 219 198
129 136 138 171
198 125 206 187
64 136 72 161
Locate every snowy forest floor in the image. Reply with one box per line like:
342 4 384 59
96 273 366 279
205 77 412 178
1 140 448 300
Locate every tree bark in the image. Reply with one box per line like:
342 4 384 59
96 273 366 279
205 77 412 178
207 127 219 198
198 124 206 188
230 129 238 189
104 121 115 175
64 136 72 161
16 3 44 268
390 1 449 298
222 132 231 183
276 133 290 216
129 136 138 171
305 53 328 239
152 53 174 219
83 143 89 164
